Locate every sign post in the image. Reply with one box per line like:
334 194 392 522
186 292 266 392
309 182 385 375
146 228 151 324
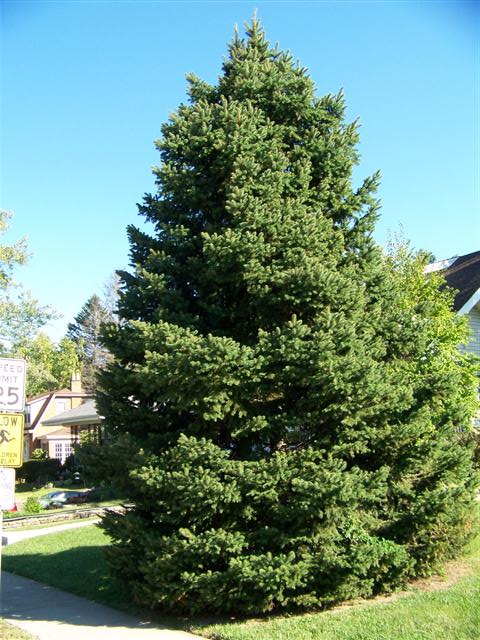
0 357 26 616
0 468 15 511
0 467 15 603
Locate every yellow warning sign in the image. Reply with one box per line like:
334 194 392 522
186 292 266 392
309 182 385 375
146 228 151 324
0 413 24 468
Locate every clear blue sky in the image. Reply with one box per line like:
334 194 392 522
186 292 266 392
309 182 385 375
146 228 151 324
1 1 479 341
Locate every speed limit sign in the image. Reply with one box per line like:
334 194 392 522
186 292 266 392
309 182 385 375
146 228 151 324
0 358 26 412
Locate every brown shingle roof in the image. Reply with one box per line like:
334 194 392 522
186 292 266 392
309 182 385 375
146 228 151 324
442 250 480 311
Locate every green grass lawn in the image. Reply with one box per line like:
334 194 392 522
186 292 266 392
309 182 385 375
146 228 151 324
5 516 100 532
2 526 131 610
201 535 480 640
0 619 35 640
14 482 89 503
2 525 190 631
201 567 480 640
3 524 480 640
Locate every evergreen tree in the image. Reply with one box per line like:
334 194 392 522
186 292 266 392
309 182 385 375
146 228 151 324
98 19 478 614
67 294 112 391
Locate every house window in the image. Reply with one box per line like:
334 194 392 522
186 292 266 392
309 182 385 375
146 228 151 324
56 401 67 415
53 442 74 463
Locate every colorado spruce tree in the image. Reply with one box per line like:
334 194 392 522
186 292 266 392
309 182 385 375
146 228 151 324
98 19 478 614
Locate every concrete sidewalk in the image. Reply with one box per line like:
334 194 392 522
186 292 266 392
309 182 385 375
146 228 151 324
1 571 203 640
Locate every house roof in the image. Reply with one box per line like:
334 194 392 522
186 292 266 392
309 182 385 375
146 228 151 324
44 427 73 438
41 399 103 427
439 250 480 313
27 389 90 404
28 390 94 431
27 391 53 404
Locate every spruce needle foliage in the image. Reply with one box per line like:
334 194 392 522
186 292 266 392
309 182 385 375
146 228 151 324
97 19 479 614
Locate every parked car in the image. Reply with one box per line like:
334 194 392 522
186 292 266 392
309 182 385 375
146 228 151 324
38 490 91 509
67 491 92 504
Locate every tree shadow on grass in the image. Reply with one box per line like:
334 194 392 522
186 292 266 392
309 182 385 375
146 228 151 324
1 547 209 632
14 484 36 494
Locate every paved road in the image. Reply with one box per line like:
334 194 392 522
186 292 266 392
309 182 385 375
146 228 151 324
1 521 203 639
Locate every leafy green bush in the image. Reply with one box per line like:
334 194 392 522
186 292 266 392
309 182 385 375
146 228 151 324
24 497 42 514
17 458 62 483
3 510 19 519
88 485 120 502
62 453 76 470
31 448 48 460
75 432 133 490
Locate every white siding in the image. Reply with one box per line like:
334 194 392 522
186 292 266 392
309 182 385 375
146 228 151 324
28 398 47 426
462 306 480 429
463 307 480 359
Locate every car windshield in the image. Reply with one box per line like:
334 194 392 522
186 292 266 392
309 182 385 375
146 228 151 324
45 492 63 499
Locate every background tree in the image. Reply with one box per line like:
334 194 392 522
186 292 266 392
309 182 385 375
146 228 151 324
0 209 28 288
102 271 121 321
386 233 480 473
98 19 478 614
11 333 80 396
0 210 55 351
0 209 77 396
67 294 112 391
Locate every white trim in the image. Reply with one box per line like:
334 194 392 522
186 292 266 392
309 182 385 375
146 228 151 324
42 415 103 427
458 287 480 316
30 394 57 437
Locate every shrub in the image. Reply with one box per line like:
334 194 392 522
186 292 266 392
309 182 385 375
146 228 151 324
31 448 48 460
17 458 62 484
62 453 76 471
24 497 42 514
